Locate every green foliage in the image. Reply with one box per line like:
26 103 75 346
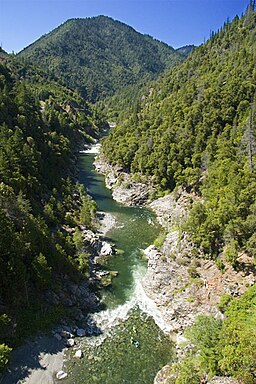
173 284 256 383
185 315 222 376
76 252 90 277
101 8 256 262
218 284 256 383
79 194 97 227
15 305 66 341
223 239 239 266
0 344 12 372
32 253 52 289
153 231 167 250
0 56 103 358
217 294 233 313
18 16 183 102
170 357 201 384
0 315 11 339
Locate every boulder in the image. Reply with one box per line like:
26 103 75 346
61 330 74 339
66 338 75 347
143 245 161 260
100 241 113 256
74 349 83 358
56 370 68 380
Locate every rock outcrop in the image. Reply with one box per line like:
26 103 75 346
143 189 256 382
94 155 154 206
95 154 255 383
143 190 255 335
43 215 117 322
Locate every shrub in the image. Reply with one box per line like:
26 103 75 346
0 344 12 372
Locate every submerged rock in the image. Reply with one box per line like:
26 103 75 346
76 328 86 337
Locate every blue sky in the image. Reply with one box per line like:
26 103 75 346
0 0 249 53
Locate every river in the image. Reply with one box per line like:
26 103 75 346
64 147 174 384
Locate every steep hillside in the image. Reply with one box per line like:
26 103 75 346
176 44 195 58
0 57 105 370
101 6 256 382
0 48 8 61
18 16 183 102
102 8 256 266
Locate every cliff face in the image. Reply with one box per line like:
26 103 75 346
143 191 255 335
143 191 255 384
95 154 256 382
95 157 256 334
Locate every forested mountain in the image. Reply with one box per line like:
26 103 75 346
18 16 183 102
0 56 105 369
0 48 8 60
1 4 256 382
96 45 195 123
176 44 195 58
102 6 256 262
101 6 256 382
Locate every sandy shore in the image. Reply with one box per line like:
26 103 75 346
0 335 66 384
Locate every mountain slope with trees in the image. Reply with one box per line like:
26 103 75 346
18 16 183 102
0 56 105 371
102 5 256 263
1 5 256 383
101 5 256 382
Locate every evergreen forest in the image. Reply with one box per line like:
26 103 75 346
0 4 256 383
0 56 105 369
18 16 184 102
102 6 256 264
101 7 256 382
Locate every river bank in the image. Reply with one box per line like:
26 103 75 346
94 154 155 206
3 148 254 384
0 209 117 384
94 153 256 384
1 147 163 384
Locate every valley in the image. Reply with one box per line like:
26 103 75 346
0 3 256 384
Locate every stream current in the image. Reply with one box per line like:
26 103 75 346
64 146 174 384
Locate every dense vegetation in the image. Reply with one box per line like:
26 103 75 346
101 5 256 382
96 44 195 122
175 45 195 59
18 16 183 102
1 5 255 383
0 57 105 370
102 5 256 263
169 284 256 383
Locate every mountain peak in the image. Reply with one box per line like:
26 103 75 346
19 16 183 102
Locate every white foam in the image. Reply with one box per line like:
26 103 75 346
80 143 101 154
89 265 171 338
132 268 172 333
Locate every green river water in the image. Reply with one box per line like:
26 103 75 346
64 148 174 384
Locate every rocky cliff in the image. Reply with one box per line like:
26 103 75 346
94 154 256 383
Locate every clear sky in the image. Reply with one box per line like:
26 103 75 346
0 0 250 53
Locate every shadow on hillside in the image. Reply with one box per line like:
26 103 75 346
0 335 65 384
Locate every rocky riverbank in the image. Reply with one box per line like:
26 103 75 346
94 154 154 206
143 191 255 384
0 211 117 384
93 154 256 384
143 191 255 332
